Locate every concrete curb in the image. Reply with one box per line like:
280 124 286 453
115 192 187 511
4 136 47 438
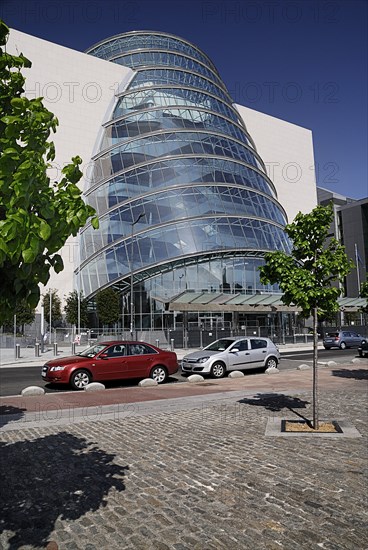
21 386 45 396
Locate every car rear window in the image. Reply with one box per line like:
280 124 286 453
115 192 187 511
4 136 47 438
325 333 339 337
250 339 268 349
128 344 157 355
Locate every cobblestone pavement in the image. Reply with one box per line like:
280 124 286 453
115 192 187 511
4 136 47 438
0 378 367 550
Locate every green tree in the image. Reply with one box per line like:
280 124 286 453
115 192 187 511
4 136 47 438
2 299 35 333
64 290 89 327
42 289 62 328
95 288 120 326
14 300 36 329
0 20 98 324
259 204 353 429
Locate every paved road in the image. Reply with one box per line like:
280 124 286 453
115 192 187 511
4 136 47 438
0 349 360 396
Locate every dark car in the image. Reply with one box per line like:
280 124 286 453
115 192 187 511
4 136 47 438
42 341 178 390
358 339 368 358
323 330 365 350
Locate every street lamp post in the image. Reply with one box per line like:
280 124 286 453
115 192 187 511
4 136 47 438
130 212 146 339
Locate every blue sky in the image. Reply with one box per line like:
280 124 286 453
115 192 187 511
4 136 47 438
2 0 367 199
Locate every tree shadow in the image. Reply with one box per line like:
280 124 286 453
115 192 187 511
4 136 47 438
0 405 26 428
238 393 311 424
0 432 128 549
331 369 368 380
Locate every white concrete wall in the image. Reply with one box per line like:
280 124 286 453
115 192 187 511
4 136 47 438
7 29 134 307
236 104 317 223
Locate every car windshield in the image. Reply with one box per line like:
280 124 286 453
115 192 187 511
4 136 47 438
204 339 235 352
77 344 107 358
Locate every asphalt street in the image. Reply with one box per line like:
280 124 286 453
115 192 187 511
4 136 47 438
0 349 361 397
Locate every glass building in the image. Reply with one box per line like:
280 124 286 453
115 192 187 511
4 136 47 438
81 31 291 330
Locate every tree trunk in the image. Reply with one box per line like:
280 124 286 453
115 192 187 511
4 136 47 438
312 306 319 429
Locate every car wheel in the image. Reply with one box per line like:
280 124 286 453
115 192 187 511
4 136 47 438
211 362 226 378
150 365 168 384
70 369 91 390
323 346 330 350
339 342 347 350
265 357 278 369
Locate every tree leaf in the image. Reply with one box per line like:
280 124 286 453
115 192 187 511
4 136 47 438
39 219 51 241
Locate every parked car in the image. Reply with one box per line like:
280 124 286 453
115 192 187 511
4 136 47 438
181 336 280 378
358 339 368 358
42 341 178 390
323 331 365 350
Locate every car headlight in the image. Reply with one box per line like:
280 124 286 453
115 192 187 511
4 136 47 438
49 366 66 372
197 356 210 363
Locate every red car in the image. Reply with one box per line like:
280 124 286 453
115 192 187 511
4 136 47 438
42 341 178 390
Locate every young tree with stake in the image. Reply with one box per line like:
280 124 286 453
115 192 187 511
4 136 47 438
259 204 353 429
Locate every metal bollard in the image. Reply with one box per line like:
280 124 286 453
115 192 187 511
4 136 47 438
170 338 175 351
53 342 58 356
15 343 21 359
156 339 160 348
35 343 40 357
71 342 76 355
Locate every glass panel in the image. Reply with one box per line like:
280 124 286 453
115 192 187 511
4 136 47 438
86 157 277 218
88 33 219 74
114 51 224 90
79 217 291 294
128 69 231 104
113 88 241 125
101 109 253 151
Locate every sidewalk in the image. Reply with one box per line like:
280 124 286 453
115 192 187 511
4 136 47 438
0 356 367 549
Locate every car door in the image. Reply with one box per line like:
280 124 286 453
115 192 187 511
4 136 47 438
227 339 254 371
93 344 128 380
248 338 269 367
340 332 351 346
126 343 157 378
350 332 362 348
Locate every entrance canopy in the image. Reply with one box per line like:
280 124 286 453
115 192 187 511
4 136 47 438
165 292 367 313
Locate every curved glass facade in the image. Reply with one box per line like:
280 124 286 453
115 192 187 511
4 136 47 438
82 31 291 327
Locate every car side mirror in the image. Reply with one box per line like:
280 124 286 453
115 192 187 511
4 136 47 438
230 348 239 353
99 353 109 359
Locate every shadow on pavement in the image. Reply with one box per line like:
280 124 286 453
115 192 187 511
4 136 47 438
0 405 26 427
331 369 368 380
0 432 128 549
238 393 311 423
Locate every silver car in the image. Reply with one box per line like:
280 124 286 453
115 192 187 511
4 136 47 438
181 336 280 378
323 331 365 350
